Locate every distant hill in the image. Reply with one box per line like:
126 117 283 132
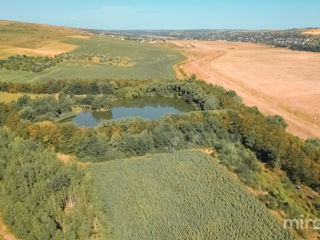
0 20 89 59
99 28 320 52
0 20 183 81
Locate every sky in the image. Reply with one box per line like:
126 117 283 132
0 0 319 30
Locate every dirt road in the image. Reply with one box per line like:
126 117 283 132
171 40 320 139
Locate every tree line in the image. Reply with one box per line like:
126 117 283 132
0 53 134 72
1 78 320 191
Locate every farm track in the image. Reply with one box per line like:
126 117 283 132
171 40 320 139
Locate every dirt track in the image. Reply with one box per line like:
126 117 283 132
171 40 320 139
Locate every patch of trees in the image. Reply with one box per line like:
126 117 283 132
12 93 112 122
0 55 62 72
0 130 110 240
72 95 112 110
1 78 320 193
15 94 73 122
0 53 134 73
0 79 117 94
57 53 134 66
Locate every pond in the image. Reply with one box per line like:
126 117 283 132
61 97 194 127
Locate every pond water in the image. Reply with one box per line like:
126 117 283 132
61 97 194 127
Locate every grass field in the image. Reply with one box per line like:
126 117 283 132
0 20 82 59
88 150 294 240
0 21 184 82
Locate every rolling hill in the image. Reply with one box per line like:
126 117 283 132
0 20 183 82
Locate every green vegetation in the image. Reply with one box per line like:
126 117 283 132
15 94 73 121
0 35 183 82
1 21 320 239
0 130 110 240
2 78 320 192
54 36 183 80
89 150 294 240
0 55 61 72
0 53 134 73
2 77 319 238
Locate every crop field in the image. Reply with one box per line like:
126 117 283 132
88 150 294 240
0 21 183 82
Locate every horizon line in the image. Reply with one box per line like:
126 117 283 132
1 19 319 32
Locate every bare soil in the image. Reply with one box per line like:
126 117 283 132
0 217 20 240
171 40 320 139
303 29 320 35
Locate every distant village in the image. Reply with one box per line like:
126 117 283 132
88 29 168 44
88 29 320 52
171 30 319 51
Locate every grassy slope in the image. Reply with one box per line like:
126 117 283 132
0 92 48 103
0 21 184 82
88 150 294 240
0 20 82 58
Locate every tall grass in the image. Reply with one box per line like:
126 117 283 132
89 150 294 240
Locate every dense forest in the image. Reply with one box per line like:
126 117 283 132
1 78 320 239
0 130 111 240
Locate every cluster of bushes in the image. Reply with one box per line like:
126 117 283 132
72 95 112 110
57 53 134 66
0 130 110 240
0 79 118 94
0 53 134 73
0 55 62 72
15 94 73 122
12 94 112 122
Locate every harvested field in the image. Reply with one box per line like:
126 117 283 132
303 29 320 36
171 40 320 138
0 41 77 59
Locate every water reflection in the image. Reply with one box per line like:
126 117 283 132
62 97 193 127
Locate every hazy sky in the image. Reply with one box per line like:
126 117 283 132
1 0 319 30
